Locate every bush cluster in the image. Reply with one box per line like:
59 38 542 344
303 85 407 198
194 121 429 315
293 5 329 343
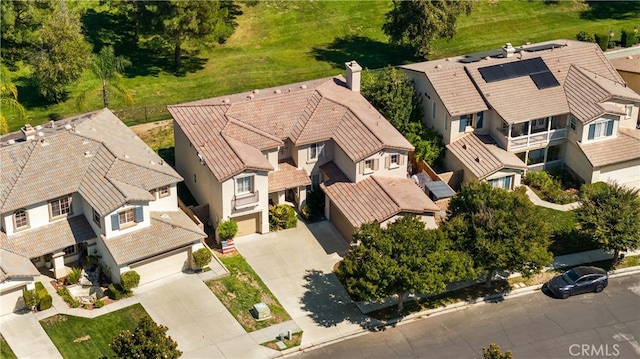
525 170 576 204
269 204 298 231
580 29 638 50
66 267 82 285
93 298 105 308
107 283 130 300
192 248 213 268
23 282 53 311
217 220 238 242
120 271 140 291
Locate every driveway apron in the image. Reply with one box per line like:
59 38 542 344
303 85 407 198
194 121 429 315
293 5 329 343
0 312 63 359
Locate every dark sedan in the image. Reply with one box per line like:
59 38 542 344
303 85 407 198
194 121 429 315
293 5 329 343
546 266 608 299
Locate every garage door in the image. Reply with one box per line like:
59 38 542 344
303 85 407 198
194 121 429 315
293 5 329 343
0 284 26 315
601 162 640 189
232 213 260 236
130 248 190 285
329 201 354 242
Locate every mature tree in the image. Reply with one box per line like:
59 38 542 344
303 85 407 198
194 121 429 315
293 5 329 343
76 46 133 110
576 182 640 265
0 0 55 64
383 0 472 58
142 1 241 67
1 65 27 134
29 4 91 102
444 182 553 286
483 343 513 359
111 317 181 359
336 215 475 314
360 67 444 164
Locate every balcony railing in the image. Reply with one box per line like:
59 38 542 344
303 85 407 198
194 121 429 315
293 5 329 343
232 191 260 210
509 128 566 150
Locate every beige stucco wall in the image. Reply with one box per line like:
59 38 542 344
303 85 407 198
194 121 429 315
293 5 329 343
617 71 640 104
403 70 453 144
595 158 640 189
294 140 335 175
104 201 150 238
354 149 409 183
564 140 595 184
333 145 358 182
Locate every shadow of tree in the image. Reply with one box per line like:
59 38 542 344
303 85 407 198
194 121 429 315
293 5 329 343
300 269 376 330
580 1 640 20
309 35 420 70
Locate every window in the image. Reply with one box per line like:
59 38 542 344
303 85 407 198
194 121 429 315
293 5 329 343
236 176 253 194
13 209 29 230
158 185 170 198
49 195 72 219
532 118 547 131
488 176 513 190
570 116 577 131
111 206 143 230
588 120 614 140
365 159 374 171
476 112 484 129
308 142 325 161
459 114 472 132
390 154 399 165
92 208 101 228
63 245 76 256
360 158 379 174
626 105 633 119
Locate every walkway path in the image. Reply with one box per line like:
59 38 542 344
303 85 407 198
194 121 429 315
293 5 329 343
524 185 580 211
0 312 62 359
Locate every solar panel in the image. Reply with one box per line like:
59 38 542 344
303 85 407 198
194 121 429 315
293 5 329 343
478 57 552 84
530 71 560 89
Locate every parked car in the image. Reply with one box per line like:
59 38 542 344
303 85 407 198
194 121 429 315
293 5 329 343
546 266 608 299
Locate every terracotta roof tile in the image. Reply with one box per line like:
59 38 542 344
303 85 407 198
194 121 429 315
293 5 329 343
0 249 39 281
610 55 640 74
267 159 311 193
578 129 640 167
447 133 526 179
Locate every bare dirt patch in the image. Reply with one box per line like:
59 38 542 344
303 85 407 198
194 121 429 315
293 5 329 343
73 335 91 343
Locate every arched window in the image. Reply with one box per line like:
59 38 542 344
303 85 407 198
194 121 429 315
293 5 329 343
14 209 29 230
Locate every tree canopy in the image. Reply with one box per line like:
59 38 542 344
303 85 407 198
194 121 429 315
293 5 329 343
1 65 26 135
444 182 553 284
576 181 640 264
336 215 475 313
111 317 181 359
383 0 472 58
76 46 133 110
360 67 444 164
483 343 513 359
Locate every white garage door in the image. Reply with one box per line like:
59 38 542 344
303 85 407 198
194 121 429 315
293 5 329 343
0 284 26 315
130 248 190 285
601 162 640 189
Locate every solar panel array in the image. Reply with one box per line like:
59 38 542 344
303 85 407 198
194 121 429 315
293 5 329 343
477 57 560 90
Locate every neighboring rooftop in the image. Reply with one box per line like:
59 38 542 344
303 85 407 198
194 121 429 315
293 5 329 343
610 55 640 74
0 249 39 282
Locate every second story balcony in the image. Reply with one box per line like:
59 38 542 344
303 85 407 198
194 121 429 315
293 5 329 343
232 191 260 210
497 116 566 151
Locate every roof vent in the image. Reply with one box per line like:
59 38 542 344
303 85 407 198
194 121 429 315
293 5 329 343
21 124 36 141
301 84 307 89
64 124 72 130
84 151 92 157
247 94 254 99
124 153 130 159
223 98 230 104
149 160 156 165
475 157 482 163
436 64 442 69
628 55 634 59
37 131 44 137
197 153 205 164
35 125 43 131
7 139 15 145
161 213 170 219
275 89 281 94
253 89 260 94
462 143 467 150
49 120 55 128
502 43 515 58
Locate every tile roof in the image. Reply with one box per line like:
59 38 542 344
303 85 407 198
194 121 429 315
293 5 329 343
610 55 640 74
0 215 96 258
0 109 181 215
102 211 205 265
0 249 39 282
267 159 311 193
321 162 437 228
170 76 413 181
402 40 628 124
447 133 526 179
578 128 640 167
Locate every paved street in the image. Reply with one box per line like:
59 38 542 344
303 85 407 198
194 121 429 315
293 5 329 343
298 274 640 359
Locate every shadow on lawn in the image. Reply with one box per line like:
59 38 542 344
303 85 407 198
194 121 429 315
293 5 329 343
310 35 419 70
581 1 640 20
300 269 376 330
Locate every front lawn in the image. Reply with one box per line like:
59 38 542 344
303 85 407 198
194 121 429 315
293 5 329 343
40 304 149 359
207 253 291 332
0 334 17 359
539 207 601 256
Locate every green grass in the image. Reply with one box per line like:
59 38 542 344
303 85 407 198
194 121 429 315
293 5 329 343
40 304 150 359
207 252 291 332
260 331 303 351
539 207 601 256
0 334 17 359
6 1 640 131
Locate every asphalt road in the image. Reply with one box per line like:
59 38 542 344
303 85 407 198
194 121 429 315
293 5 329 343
298 274 640 359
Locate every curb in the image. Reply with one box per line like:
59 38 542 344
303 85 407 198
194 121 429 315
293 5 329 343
280 266 640 357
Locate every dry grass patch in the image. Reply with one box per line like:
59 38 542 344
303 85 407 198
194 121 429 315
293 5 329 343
261 331 303 351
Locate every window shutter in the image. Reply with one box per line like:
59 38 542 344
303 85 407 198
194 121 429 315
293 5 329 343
134 206 143 223
111 214 119 230
385 156 390 169
459 117 466 133
359 161 364 174
606 120 614 136
373 159 379 171
477 112 483 128
588 123 595 140
399 155 404 165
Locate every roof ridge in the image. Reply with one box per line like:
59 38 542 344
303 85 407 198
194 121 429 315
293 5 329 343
150 213 205 236
369 176 402 211
291 91 323 142
0 140 38 210
225 117 283 144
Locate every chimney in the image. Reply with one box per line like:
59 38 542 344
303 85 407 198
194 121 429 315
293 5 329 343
345 60 362 92
502 43 515 58
21 124 36 141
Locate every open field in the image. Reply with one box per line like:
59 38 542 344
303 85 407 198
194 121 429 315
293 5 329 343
6 0 640 131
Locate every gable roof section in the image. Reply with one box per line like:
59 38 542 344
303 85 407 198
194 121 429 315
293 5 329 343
578 128 640 167
267 158 311 193
0 249 39 282
170 76 414 182
447 133 526 179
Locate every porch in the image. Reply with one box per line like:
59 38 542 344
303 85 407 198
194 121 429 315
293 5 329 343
267 158 312 210
497 116 567 150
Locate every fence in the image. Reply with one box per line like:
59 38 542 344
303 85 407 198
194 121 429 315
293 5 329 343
112 104 171 127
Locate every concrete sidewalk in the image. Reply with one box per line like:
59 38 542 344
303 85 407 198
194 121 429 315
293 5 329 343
0 312 63 359
524 185 580 211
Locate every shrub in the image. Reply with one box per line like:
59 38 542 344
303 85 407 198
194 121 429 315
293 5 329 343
22 289 37 309
93 298 105 308
57 286 70 296
34 282 46 295
576 31 595 43
66 267 82 285
70 298 81 308
192 248 212 268
525 170 577 205
595 33 609 51
38 294 53 311
621 29 636 47
302 189 325 222
108 283 126 300
525 170 553 189
217 220 238 241
269 204 297 231
120 271 140 291
111 317 182 359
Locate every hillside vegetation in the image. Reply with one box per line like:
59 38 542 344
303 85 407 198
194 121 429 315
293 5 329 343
5 0 639 131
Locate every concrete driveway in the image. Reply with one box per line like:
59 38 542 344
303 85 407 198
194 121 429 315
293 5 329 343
235 220 373 348
134 273 274 358
0 312 63 359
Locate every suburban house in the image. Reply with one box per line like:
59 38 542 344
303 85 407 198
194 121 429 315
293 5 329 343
170 61 439 240
0 109 206 315
610 54 640 119
401 39 640 190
